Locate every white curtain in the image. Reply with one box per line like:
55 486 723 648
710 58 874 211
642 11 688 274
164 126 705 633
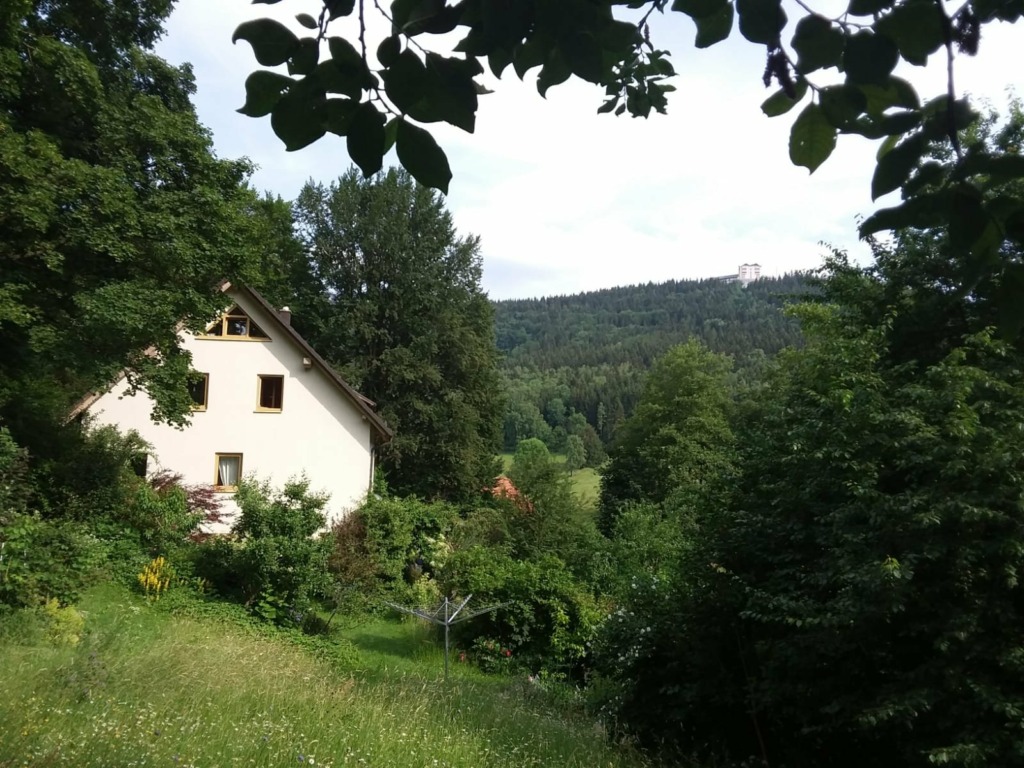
218 456 240 487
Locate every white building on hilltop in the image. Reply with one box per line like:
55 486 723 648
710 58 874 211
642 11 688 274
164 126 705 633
73 281 392 530
712 264 763 286
738 263 762 285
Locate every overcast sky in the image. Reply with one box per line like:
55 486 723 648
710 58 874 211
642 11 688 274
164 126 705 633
156 2 1020 300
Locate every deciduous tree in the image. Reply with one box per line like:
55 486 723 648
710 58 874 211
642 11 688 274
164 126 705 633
290 168 503 500
0 0 262 448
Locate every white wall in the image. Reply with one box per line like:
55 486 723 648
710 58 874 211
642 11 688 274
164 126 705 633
86 291 374 530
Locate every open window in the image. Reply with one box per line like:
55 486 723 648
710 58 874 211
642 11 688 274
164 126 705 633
203 305 269 340
188 373 209 411
257 375 284 412
214 453 242 492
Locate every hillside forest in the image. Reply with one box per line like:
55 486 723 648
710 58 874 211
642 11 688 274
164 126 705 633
2 3 1024 768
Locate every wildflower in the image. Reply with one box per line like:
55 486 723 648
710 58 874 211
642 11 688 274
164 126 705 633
503 649 511 657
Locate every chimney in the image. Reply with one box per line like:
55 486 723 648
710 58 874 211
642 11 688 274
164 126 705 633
278 306 291 326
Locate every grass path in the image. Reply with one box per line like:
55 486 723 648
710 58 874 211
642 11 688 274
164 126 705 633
0 584 644 768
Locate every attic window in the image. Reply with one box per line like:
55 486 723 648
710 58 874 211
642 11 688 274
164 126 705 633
204 306 269 340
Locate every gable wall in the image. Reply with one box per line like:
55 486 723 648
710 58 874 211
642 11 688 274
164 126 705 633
85 291 373 529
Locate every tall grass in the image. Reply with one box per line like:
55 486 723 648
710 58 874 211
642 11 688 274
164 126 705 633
0 584 645 768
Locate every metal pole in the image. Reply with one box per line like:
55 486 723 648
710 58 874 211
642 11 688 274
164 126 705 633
443 597 450 681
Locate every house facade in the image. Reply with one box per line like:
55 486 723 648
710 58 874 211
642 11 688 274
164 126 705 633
76 282 391 530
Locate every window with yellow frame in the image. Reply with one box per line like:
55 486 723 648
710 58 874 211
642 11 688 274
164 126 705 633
202 306 269 340
188 372 209 411
214 453 242 492
256 375 284 412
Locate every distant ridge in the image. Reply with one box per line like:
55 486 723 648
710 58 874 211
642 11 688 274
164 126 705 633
493 273 811 449
493 272 809 371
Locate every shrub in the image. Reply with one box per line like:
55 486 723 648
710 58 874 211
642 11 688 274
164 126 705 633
439 546 602 677
0 426 31 515
328 496 457 604
196 476 331 624
0 512 106 608
38 597 85 646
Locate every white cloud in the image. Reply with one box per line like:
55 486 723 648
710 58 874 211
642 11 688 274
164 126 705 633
156 1 1021 299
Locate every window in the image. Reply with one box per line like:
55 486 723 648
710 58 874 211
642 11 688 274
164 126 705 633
188 373 209 411
257 375 284 412
203 305 269 340
214 454 242 492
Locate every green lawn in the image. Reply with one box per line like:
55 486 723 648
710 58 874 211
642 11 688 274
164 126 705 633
0 584 644 768
498 453 602 508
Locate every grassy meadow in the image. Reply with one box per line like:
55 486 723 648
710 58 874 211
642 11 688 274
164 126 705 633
498 454 601 508
0 584 644 768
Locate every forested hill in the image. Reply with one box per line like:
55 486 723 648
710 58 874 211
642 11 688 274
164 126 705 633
494 273 808 370
493 274 811 454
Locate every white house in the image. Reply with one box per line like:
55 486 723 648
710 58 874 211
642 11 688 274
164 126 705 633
74 281 391 530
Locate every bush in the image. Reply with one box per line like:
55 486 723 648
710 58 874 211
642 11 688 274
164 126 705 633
328 496 457 605
0 511 106 608
195 476 331 624
439 546 602 677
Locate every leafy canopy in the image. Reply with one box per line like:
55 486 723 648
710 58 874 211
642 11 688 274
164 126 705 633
235 0 1024 315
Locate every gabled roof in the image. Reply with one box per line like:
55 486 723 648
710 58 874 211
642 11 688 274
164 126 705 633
228 282 391 441
69 281 392 442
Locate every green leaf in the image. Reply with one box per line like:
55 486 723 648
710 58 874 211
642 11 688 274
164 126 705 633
424 53 480 132
396 119 452 194
819 84 867 129
313 60 363 99
848 0 892 15
512 37 546 79
876 0 945 65
237 71 294 117
791 15 843 73
487 47 513 77
377 36 401 68
383 118 400 154
958 153 1024 186
789 102 837 172
858 192 948 235
233 19 299 67
694 2 734 47
326 0 356 19
325 98 358 135
672 0 726 19
901 160 945 197
859 77 921 115
296 13 319 29
384 49 430 116
736 0 786 44
850 109 921 139
948 186 989 253
288 38 320 76
328 37 363 70
843 31 899 86
270 87 326 151
347 102 386 177
562 31 605 83
761 79 808 116
537 50 572 97
871 133 926 199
